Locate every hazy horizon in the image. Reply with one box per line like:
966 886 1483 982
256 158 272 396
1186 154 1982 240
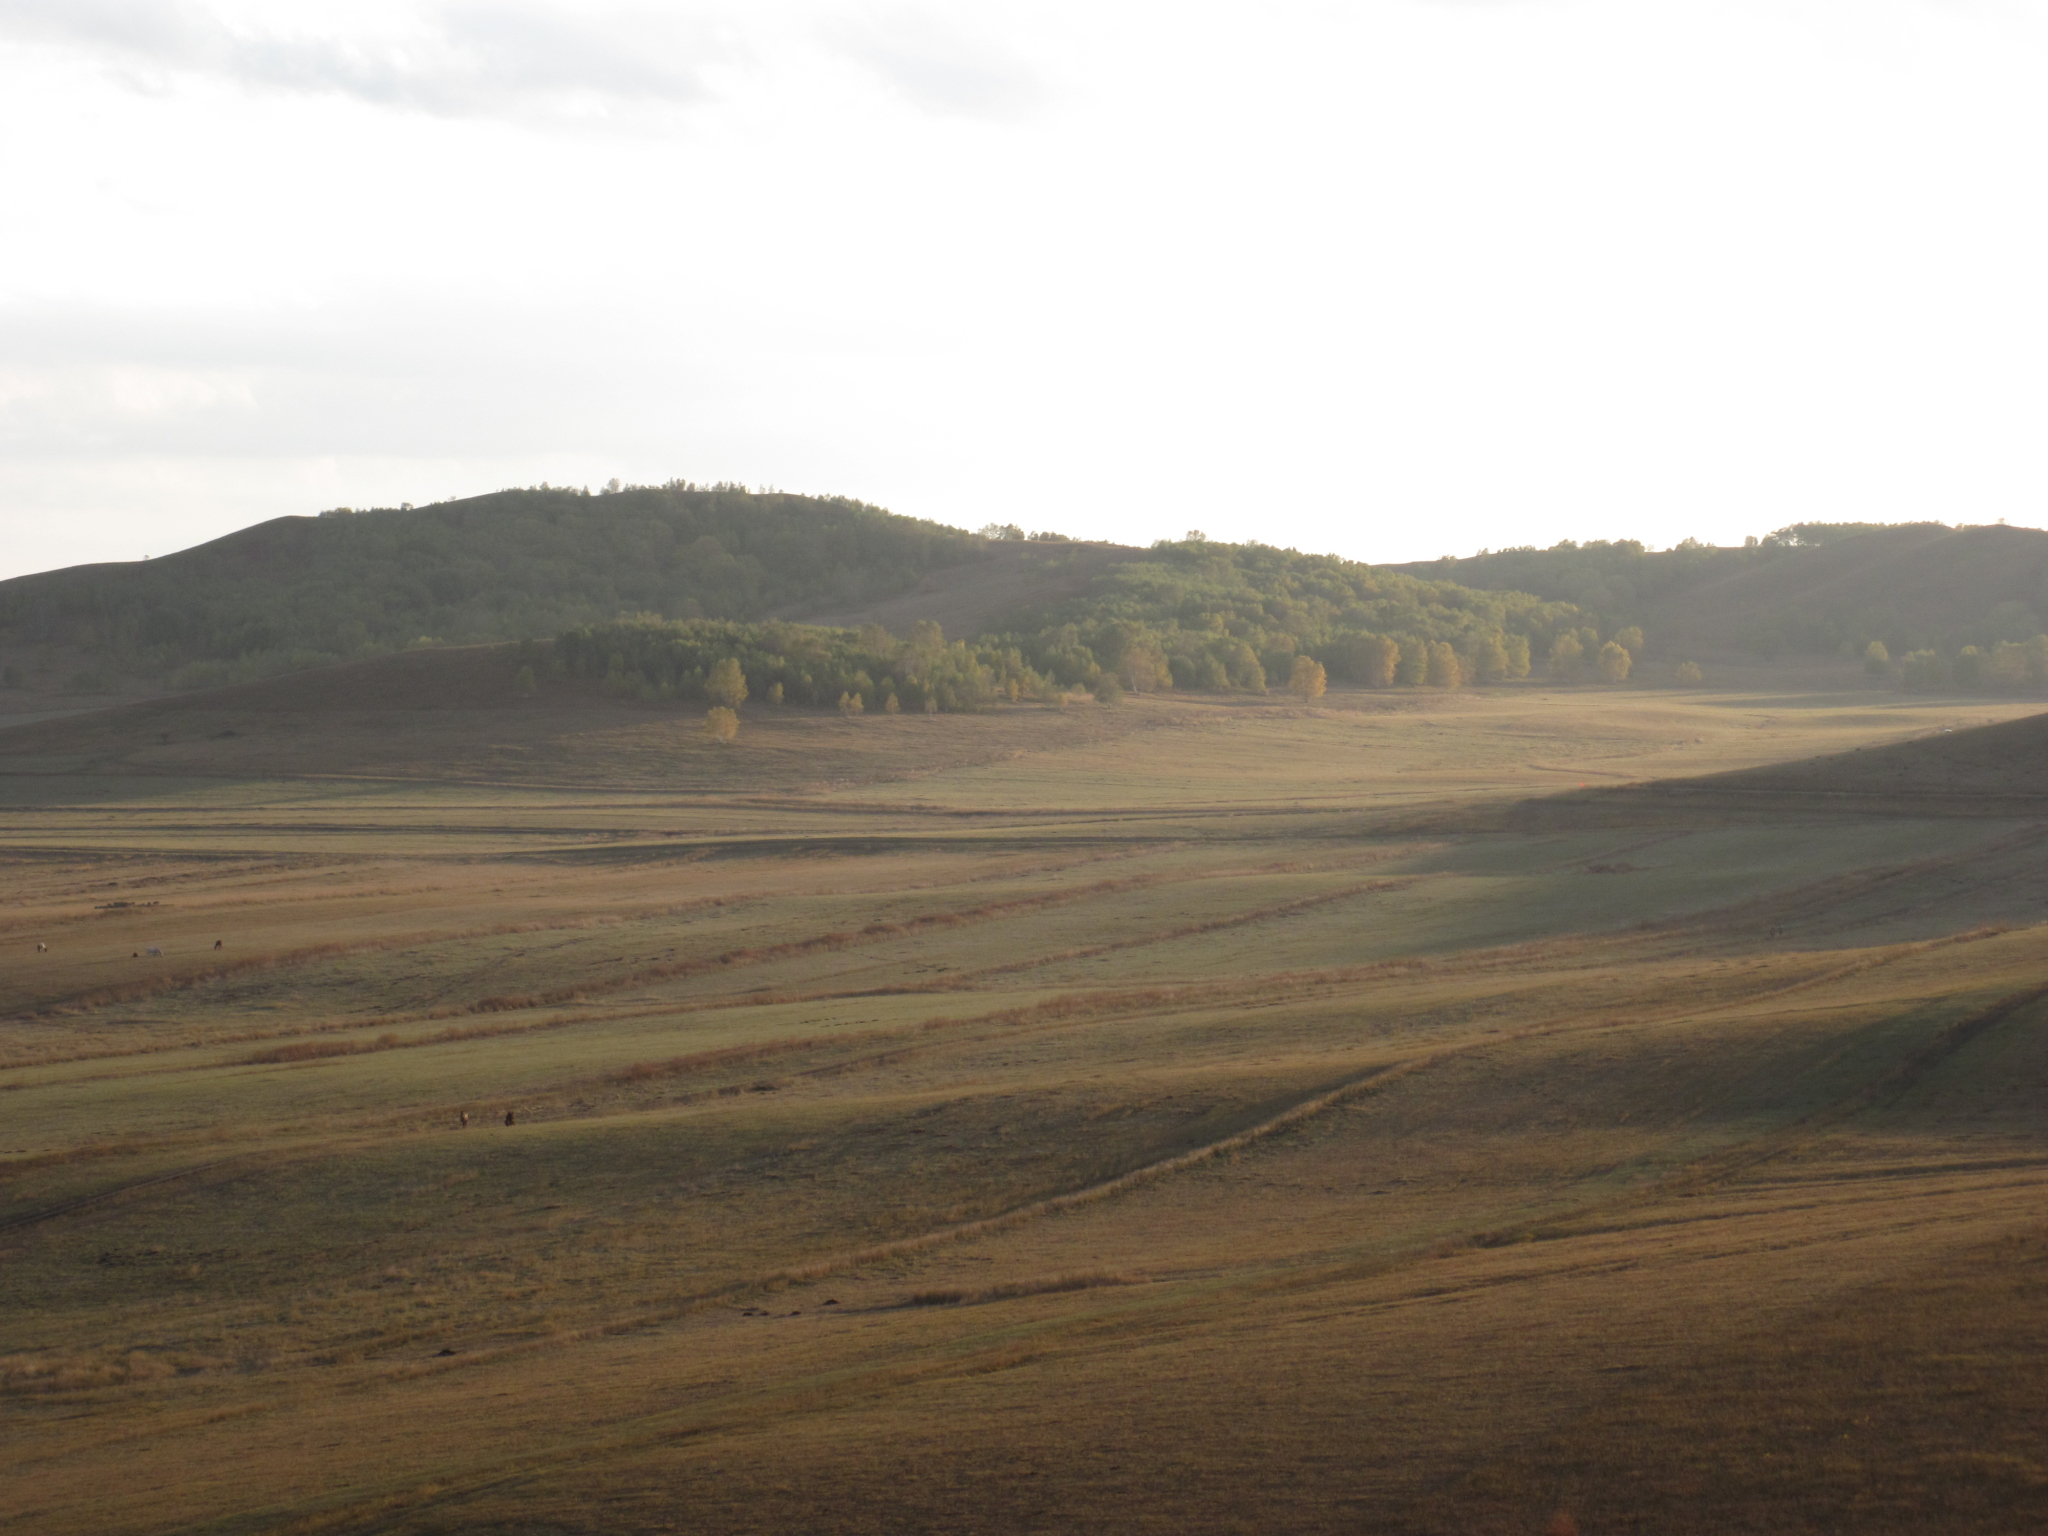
6 1 2047 581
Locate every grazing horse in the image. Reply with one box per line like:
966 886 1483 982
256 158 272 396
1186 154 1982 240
459 1111 470 1128
144 945 164 957
504 1110 516 1126
35 942 47 953
213 939 224 950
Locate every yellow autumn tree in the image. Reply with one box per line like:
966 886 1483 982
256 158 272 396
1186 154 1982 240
1597 641 1632 683
1360 635 1399 687
704 706 739 742
706 657 748 708
1426 641 1463 689
1287 655 1327 700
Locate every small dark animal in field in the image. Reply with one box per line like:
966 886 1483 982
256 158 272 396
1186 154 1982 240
460 1111 469 1128
504 1110 516 1126
35 942 46 953
213 939 223 950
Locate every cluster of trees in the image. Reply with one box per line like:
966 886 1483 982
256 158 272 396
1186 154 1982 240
986 541 1633 694
548 617 1048 714
1868 636 2048 692
1394 526 1921 644
0 485 988 688
1412 523 2048 664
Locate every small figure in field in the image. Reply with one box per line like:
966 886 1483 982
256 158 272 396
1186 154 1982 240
144 945 163 957
213 939 223 950
504 1110 516 1126
35 942 47 953
459 1111 469 1129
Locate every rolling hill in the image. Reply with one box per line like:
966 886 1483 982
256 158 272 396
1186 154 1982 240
1398 521 2048 661
10 493 2048 714
0 484 992 692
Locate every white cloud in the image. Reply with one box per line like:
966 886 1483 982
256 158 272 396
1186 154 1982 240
0 0 729 123
4 2 2048 579
820 7 1049 120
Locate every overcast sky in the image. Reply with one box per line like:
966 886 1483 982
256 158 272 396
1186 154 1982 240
4 0 2046 579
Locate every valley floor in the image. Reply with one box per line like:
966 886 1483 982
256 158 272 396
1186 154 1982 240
4 683 2047 1534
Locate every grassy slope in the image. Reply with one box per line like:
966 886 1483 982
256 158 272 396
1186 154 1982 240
3 671 2047 1534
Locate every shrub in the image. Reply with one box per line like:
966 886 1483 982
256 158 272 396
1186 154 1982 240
1092 674 1124 705
704 706 739 741
1597 640 1632 683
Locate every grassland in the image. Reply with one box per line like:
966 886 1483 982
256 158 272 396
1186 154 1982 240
4 670 2047 1535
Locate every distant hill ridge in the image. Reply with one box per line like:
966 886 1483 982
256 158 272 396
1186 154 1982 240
8 496 2047 702
0 489 1600 699
0 484 989 690
1395 522 2048 663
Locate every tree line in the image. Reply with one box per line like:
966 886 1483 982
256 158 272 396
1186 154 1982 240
547 617 1044 715
983 540 1640 694
1866 636 2048 692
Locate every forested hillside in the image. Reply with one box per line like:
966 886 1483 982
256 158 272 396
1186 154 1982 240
1397 522 2048 681
14 491 2047 705
0 484 986 689
987 537 1589 692
560 539 1617 714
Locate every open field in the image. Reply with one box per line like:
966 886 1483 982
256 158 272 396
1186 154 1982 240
5 667 2048 1534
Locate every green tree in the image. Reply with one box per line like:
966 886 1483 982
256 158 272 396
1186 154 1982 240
1672 660 1704 685
1092 674 1124 704
1953 646 1985 689
1471 632 1510 683
1548 633 1585 678
705 656 749 707
1390 640 1424 687
1613 625 1645 655
1900 650 1945 689
1502 634 1532 680
765 680 784 704
1287 656 1327 700
1597 640 1632 683
1862 640 1890 677
704 706 739 741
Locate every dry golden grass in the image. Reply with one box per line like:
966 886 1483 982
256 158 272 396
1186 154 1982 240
2 672 2046 1534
